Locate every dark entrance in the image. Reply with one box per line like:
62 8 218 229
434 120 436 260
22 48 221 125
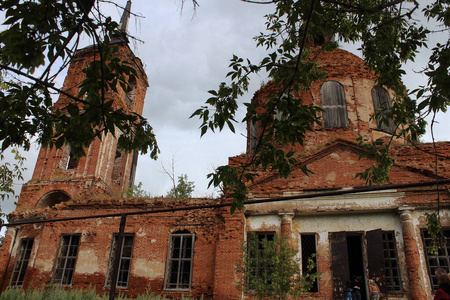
347 234 367 300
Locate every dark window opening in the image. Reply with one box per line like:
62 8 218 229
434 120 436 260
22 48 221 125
112 150 125 186
105 234 135 288
422 228 450 291
371 86 395 134
67 146 80 170
164 231 195 290
36 190 70 208
51 234 80 285
301 234 318 292
10 238 34 287
321 81 348 128
128 151 138 188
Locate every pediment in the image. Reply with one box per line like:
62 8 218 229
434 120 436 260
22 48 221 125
247 139 446 197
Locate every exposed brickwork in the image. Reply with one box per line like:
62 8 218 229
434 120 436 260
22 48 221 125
1 39 449 300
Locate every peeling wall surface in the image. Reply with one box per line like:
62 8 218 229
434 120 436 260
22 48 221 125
0 41 449 300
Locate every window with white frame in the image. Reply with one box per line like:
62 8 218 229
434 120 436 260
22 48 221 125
10 238 34 286
51 234 80 285
105 234 135 288
164 231 195 290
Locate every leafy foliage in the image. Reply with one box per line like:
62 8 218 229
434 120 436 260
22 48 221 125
0 0 159 158
237 233 320 300
0 149 26 201
192 0 446 210
166 174 195 199
426 212 444 255
122 182 152 199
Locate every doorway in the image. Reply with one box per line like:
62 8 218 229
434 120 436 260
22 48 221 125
347 234 367 300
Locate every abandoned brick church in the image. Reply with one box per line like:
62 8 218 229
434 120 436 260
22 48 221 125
0 5 449 300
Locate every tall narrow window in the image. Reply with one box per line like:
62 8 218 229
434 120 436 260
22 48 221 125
66 146 80 170
112 150 124 185
249 120 258 151
164 231 195 290
105 234 135 288
422 228 450 291
247 232 275 288
52 234 80 285
301 234 318 292
382 231 402 292
128 151 139 188
10 238 34 286
372 86 395 133
321 81 348 128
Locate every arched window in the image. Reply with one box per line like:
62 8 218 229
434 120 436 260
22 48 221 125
321 81 348 128
37 190 70 208
371 86 395 134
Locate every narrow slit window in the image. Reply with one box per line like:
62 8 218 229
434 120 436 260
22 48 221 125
51 234 80 285
164 231 195 290
105 234 135 288
10 238 34 287
66 146 80 170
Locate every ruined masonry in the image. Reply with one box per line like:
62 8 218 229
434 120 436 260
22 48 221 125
0 8 449 300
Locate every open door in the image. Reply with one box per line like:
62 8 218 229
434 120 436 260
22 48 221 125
330 231 350 299
366 229 387 294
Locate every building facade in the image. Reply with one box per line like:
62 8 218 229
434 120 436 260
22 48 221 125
0 24 449 300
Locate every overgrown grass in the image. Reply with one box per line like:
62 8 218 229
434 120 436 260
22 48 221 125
0 287 203 300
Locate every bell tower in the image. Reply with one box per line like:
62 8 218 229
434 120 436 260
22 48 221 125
16 1 148 210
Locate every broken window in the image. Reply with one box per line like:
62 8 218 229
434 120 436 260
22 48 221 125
371 86 395 134
105 234 135 288
422 228 450 291
321 81 348 128
51 234 80 285
164 231 195 290
382 231 402 292
247 232 275 288
301 234 318 292
10 238 34 287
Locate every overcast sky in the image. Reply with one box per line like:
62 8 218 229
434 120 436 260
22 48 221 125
1 0 449 214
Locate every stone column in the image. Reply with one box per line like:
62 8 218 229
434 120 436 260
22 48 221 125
279 212 294 243
398 207 428 300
